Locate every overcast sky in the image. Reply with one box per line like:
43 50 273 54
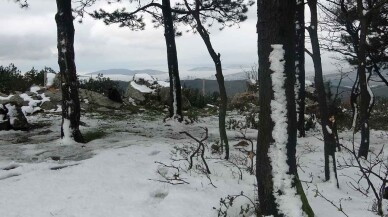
0 0 344 74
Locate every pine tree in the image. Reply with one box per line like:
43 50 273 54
256 0 314 216
56 0 84 143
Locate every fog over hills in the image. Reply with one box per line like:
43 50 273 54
86 66 387 99
87 69 166 76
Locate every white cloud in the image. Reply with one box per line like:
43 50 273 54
0 0 345 74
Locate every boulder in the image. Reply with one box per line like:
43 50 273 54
125 82 147 102
158 87 191 110
0 105 10 131
0 103 29 131
79 89 122 109
108 87 123 103
0 94 25 106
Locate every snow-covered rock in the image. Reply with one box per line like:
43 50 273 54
0 103 29 130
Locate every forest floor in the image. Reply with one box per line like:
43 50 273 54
0 110 387 217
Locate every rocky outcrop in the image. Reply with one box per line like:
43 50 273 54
79 89 122 110
125 83 147 102
0 103 29 131
158 87 191 110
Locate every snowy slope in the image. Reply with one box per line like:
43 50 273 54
0 110 387 217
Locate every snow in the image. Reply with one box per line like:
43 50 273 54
19 91 50 115
133 73 155 83
0 107 387 216
0 111 257 217
30 86 40 94
172 76 178 119
326 125 333 134
352 104 358 130
366 77 374 109
46 73 56 87
61 118 74 146
157 80 170 87
130 81 153 93
0 94 14 100
268 44 304 217
305 80 313 87
4 104 17 125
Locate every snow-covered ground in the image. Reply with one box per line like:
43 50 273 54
0 110 387 217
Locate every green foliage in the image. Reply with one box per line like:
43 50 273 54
182 88 219 109
0 64 50 94
79 73 117 93
79 73 120 95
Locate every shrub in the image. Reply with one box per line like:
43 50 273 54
0 64 51 94
182 88 219 109
79 73 120 95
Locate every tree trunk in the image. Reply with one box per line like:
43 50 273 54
357 0 371 158
257 0 314 216
215 65 229 160
55 0 84 143
162 0 183 122
296 0 306 137
307 0 338 185
188 6 229 159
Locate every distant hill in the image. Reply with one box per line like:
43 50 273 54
323 70 388 101
181 79 248 97
87 69 166 76
188 67 216 71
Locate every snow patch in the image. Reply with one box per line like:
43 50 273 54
46 73 56 87
130 81 153 93
268 44 305 217
4 104 17 125
0 95 14 100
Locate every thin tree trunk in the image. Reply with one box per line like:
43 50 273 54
162 0 183 122
296 0 306 137
307 0 338 185
183 0 229 159
357 0 371 158
257 0 314 216
55 0 83 143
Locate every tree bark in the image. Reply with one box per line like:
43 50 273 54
307 0 338 185
184 0 229 160
162 0 183 122
296 0 306 137
55 0 84 143
357 0 372 158
257 0 314 216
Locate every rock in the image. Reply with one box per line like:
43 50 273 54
0 94 25 106
0 103 29 131
44 89 62 102
125 82 146 102
79 89 122 109
40 100 59 111
108 87 123 103
158 87 191 110
0 105 10 131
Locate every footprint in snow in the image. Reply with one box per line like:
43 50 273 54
149 150 161 156
0 172 21 181
2 163 20 171
150 189 169 202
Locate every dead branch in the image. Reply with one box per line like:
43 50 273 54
180 127 211 174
